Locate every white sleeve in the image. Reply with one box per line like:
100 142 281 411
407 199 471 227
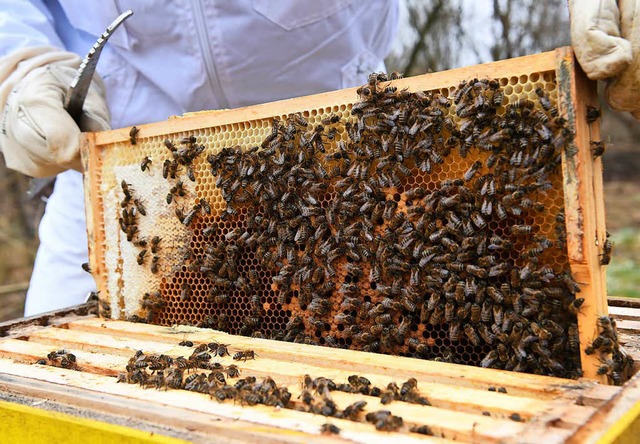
0 0 64 55
0 0 68 132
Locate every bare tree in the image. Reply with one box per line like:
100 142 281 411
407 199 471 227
490 0 570 60
386 0 465 75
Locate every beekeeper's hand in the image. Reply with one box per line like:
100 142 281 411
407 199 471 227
0 47 110 178
570 0 640 119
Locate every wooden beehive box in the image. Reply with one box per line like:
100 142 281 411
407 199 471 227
81 47 610 381
0 303 638 443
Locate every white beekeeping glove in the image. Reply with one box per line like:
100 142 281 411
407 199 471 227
570 0 640 119
0 47 111 178
606 0 640 119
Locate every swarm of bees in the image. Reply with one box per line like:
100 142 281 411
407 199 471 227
117 71 631 382
118 345 450 436
302 373 430 407
37 350 79 370
586 315 635 385
117 345 252 391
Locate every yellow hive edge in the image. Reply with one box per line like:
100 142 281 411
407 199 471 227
597 399 640 444
0 399 188 444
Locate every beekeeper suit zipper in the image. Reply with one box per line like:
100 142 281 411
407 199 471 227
191 0 230 109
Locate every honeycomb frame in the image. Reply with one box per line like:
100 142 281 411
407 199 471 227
81 47 608 381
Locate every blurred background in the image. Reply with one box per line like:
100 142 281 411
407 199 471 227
0 0 638 321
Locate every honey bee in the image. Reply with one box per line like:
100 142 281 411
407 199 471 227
129 126 139 144
590 140 605 158
164 139 176 152
480 350 498 368
596 359 615 376
399 378 417 397
511 224 532 235
150 255 159 274
233 350 257 362
140 156 152 171
150 236 161 254
180 135 197 145
597 316 614 335
225 364 240 378
182 207 198 226
185 165 196 182
470 212 486 229
341 400 367 421
410 425 434 436
486 286 504 304
214 343 230 357
568 297 585 315
463 323 481 346
365 410 404 432
200 198 211 215
133 199 146 216
586 105 601 123
320 424 340 435
180 283 191 301
121 180 133 201
463 161 482 182
600 235 613 265
137 249 147 265
492 344 508 365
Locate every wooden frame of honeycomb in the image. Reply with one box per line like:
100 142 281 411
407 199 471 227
81 47 609 382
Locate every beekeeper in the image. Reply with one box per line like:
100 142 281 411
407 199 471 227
0 1 399 315
1 1 639 316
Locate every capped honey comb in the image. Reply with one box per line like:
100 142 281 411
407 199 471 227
82 49 612 381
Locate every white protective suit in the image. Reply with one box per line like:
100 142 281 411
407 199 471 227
0 0 399 316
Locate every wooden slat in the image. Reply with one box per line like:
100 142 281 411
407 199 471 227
0 338 127 375
566 370 640 444
608 297 640 309
4 322 605 439
0 336 594 424
28 325 183 357
0 358 464 444
0 341 527 441
0 302 97 339
616 319 640 333
18 321 610 438
608 298 640 366
0 355 582 444
555 48 608 382
81 132 105 299
0 373 340 444
92 51 558 146
0 313 630 442
608 306 640 321
65 318 617 402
